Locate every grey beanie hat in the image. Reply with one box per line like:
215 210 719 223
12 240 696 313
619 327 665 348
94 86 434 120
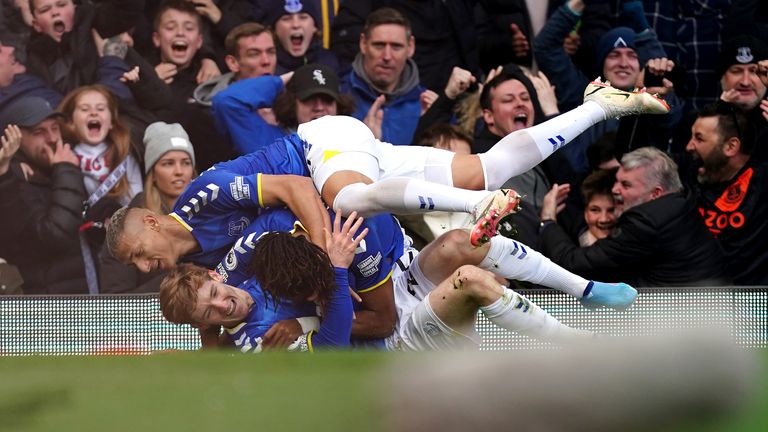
143 122 196 174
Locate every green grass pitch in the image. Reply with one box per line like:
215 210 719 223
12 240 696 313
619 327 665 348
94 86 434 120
1 350 766 432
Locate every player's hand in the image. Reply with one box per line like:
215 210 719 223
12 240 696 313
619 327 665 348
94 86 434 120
419 90 438 115
541 183 571 221
0 124 22 176
527 70 559 116
326 209 368 269
197 58 221 84
187 0 222 24
510 23 530 58
262 319 303 349
444 67 476 100
42 138 79 167
364 95 385 139
155 62 178 84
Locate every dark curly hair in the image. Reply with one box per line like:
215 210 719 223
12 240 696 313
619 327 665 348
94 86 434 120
247 232 336 310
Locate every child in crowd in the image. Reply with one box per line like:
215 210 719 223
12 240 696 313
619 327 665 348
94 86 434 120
58 84 142 206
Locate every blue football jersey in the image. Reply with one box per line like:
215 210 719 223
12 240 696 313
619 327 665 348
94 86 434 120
223 279 317 353
215 207 404 294
210 133 309 178
215 207 404 351
169 135 311 269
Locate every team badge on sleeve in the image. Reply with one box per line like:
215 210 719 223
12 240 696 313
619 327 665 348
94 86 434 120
230 176 251 201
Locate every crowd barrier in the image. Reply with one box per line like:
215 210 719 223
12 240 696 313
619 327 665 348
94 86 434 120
0 287 765 355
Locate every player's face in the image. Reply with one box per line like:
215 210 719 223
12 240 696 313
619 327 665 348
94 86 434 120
611 166 656 215
720 64 766 110
360 24 414 93
295 94 337 123
31 0 75 43
189 279 254 327
483 79 535 136
151 150 194 201
686 116 730 184
117 214 179 273
69 90 112 145
274 13 316 57
584 193 616 240
19 117 61 168
0 41 26 87
602 48 640 90
229 33 276 78
152 9 203 68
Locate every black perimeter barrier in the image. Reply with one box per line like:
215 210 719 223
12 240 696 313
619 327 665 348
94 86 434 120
0 287 766 355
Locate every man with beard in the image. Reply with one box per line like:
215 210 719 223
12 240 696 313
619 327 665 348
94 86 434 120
539 147 727 287
0 96 87 293
717 35 768 162
686 101 768 285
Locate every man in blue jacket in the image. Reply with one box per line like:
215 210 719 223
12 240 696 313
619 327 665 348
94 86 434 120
340 7 426 145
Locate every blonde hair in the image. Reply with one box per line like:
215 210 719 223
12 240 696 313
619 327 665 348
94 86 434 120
142 172 165 214
159 263 212 325
142 159 198 214
58 84 134 201
455 90 483 137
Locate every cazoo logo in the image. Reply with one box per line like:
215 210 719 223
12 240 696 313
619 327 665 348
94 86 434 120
699 208 745 236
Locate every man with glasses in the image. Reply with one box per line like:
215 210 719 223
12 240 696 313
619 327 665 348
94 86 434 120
686 101 768 285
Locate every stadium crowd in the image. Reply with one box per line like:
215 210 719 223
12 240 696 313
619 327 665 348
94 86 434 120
1 0 767 350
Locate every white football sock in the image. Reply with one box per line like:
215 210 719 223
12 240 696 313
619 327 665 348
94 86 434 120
480 288 595 344
333 179 491 217
478 236 590 298
479 101 606 189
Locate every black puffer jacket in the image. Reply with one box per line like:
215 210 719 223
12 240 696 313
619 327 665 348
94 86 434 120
0 158 88 294
540 191 729 287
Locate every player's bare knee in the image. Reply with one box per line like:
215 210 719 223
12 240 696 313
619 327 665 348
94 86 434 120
434 229 485 263
451 265 502 301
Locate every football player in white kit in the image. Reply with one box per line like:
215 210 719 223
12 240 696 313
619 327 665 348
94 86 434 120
291 80 669 246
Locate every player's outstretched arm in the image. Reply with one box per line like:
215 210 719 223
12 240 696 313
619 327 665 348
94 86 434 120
295 210 368 350
259 174 330 249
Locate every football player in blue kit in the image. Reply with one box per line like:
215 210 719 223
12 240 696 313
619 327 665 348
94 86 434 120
160 211 368 352
109 79 672 254
156 205 636 351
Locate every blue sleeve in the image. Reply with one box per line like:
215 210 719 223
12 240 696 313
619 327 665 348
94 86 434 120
171 170 268 257
211 75 286 155
348 214 400 294
94 56 133 101
533 5 590 111
306 268 352 350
